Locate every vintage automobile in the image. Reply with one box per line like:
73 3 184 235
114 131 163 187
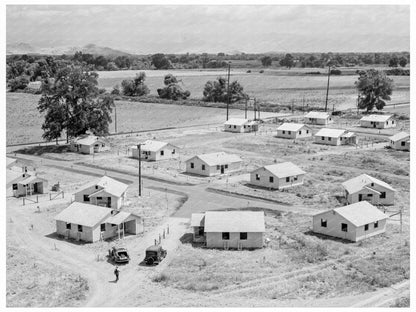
108 246 130 264
143 245 167 265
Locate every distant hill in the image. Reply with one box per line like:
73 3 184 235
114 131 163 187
6 42 132 56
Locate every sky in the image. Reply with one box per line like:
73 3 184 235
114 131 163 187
6 5 410 53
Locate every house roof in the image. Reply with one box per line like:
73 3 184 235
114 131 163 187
188 152 242 166
204 211 265 232
389 132 410 142
360 114 393 122
315 128 347 138
76 176 128 198
18 175 48 185
277 123 309 132
131 140 177 152
73 136 104 146
105 211 139 225
6 157 17 168
341 174 395 194
260 162 305 178
190 213 205 227
54 202 111 227
333 201 388 227
341 132 356 138
7 169 24 184
224 118 250 126
304 111 330 119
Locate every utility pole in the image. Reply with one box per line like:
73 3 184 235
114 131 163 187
245 99 248 119
137 144 142 196
226 62 231 121
114 103 117 133
253 98 257 120
324 65 331 112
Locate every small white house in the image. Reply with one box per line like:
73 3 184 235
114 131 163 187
70 135 109 154
360 115 396 129
27 81 42 92
11 174 48 198
191 210 265 249
224 118 259 133
54 202 143 243
276 123 312 139
312 201 388 242
389 132 410 151
74 176 129 210
342 174 395 206
131 140 179 161
250 162 305 190
314 128 358 146
304 111 333 125
185 152 242 177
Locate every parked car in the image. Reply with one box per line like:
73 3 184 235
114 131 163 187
144 245 167 265
108 246 130 264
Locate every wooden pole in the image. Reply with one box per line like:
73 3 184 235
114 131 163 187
137 144 142 196
324 65 331 112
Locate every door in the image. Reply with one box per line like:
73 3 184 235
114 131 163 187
358 194 363 201
94 144 100 153
221 165 225 174
373 123 376 128
107 197 112 208
33 183 38 193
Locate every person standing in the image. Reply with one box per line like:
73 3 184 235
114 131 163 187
114 266 120 282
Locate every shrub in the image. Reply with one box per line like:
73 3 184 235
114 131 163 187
152 273 169 283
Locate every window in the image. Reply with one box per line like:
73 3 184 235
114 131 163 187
286 177 290 182
97 196 102 200
321 219 327 227
299 131 302 135
380 192 386 199
367 194 373 197
225 164 228 169
288 131 291 135
78 225 83 232
294 176 298 181
12 184 18 190
202 164 206 170
306 130 309 134
401 141 405 146
364 224 369 231
100 223 106 232
95 185 98 189
341 223 348 232
198 227 204 236
160 150 164 156
222 232 230 240
172 149 176 154
255 174 260 181
269 176 274 183
328 137 332 141
374 221 379 228
190 162 194 169
83 195 90 202
240 232 248 240
217 165 220 170
234 125 237 129
371 183 374 187
282 130 285 134
66 223 71 230
392 120 395 124
321 136 325 140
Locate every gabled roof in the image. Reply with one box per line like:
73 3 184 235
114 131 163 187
188 152 242 166
389 132 410 142
6 157 17 168
341 132 356 138
341 174 395 194
315 128 347 138
18 175 48 185
204 211 265 232
76 176 128 198
259 162 305 178
360 114 393 122
191 213 205 227
54 202 112 227
333 201 388 227
277 123 309 132
304 111 330 119
224 118 250 126
73 135 104 146
131 140 177 152
105 211 140 225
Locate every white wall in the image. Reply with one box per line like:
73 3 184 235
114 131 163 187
206 232 263 249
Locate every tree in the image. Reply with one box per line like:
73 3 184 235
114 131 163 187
279 54 295 69
389 56 399 67
121 72 150 96
157 74 190 100
203 77 248 103
151 53 172 70
8 75 29 91
399 57 407 68
355 69 394 111
260 56 272 67
37 66 114 142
